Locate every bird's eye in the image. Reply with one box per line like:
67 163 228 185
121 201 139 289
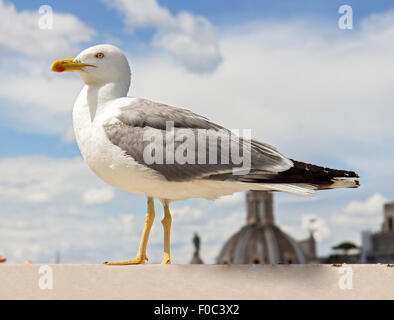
95 52 105 59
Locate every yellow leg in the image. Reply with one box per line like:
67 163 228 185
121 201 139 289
161 202 172 264
105 198 155 265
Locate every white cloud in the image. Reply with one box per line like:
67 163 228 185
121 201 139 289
0 154 376 264
171 206 203 222
213 192 245 207
3 8 394 155
104 0 222 73
83 187 115 205
344 193 386 216
0 156 145 263
0 155 246 264
0 207 142 264
0 71 82 135
0 0 94 137
25 192 51 204
62 126 77 142
130 15 394 160
0 0 95 57
0 156 109 205
332 193 386 228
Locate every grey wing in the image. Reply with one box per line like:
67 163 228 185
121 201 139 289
104 98 293 182
116 98 221 130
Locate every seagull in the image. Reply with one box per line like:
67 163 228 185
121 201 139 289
51 44 359 265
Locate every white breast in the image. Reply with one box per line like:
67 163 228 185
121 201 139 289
72 87 161 194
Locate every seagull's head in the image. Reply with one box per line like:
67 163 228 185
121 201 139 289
51 44 131 86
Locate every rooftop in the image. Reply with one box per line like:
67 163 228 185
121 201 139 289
1 264 393 299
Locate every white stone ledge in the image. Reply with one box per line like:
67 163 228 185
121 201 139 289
0 264 393 300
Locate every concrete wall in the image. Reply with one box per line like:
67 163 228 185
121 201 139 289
0 264 393 300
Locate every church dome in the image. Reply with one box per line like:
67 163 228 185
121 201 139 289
217 191 306 264
217 223 306 264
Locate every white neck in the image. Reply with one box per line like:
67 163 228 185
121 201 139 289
85 81 129 120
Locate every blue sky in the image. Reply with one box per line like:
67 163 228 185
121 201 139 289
12 0 394 24
2 0 392 157
1 0 394 264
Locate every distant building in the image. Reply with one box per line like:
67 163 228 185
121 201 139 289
217 191 316 264
362 202 394 263
298 231 318 263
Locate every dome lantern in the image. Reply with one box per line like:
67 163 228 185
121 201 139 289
247 190 274 225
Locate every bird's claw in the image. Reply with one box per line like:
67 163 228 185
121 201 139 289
161 254 171 264
104 255 148 265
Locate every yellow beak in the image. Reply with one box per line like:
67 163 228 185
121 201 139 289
51 58 96 72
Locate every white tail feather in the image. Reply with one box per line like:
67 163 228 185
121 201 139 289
327 178 359 189
252 183 317 195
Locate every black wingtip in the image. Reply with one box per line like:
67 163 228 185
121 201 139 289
347 171 359 179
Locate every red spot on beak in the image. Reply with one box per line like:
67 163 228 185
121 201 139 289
53 65 65 72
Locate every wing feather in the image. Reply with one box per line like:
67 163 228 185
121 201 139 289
104 98 293 182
